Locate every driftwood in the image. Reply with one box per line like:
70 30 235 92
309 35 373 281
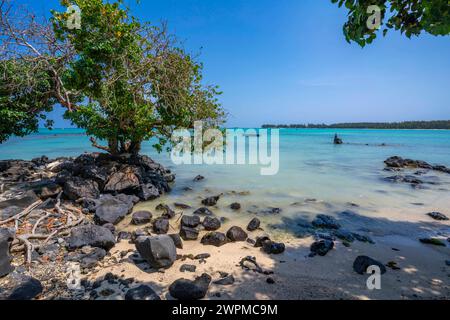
2 192 85 265
0 200 43 226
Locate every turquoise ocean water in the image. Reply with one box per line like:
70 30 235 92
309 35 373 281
1 128 450 238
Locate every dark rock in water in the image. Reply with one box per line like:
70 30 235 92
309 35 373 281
67 224 115 251
334 229 355 243
247 218 261 231
63 177 99 201
125 285 161 300
174 203 191 209
255 236 271 248
202 216 221 231
446 260 450 266
0 228 15 277
201 195 221 206
259 207 282 215
426 212 449 221
7 276 43 300
169 273 211 300
433 165 450 174
138 184 160 201
131 211 153 225
262 241 285 254
135 235 177 269
384 156 433 170
266 277 275 284
193 175 205 182
104 168 140 194
213 273 235 285
353 256 387 275
181 215 201 228
169 234 183 249
333 134 343 145
226 226 248 242
179 226 199 241
94 194 134 225
230 203 241 210
419 238 446 246
153 218 169 234
352 233 375 244
384 175 423 185
312 214 341 230
0 190 39 210
201 232 228 247
315 232 335 241
180 264 197 273
193 207 214 216
310 240 334 256
156 204 176 219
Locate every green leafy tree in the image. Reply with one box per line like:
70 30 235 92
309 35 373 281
331 0 450 46
0 60 56 142
0 0 225 154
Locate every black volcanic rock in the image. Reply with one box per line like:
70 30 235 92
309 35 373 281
202 216 221 231
201 232 227 247
169 273 211 300
67 224 115 251
353 256 387 275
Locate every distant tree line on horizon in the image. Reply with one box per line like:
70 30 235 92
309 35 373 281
262 121 450 130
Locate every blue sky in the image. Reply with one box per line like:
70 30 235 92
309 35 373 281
25 0 450 128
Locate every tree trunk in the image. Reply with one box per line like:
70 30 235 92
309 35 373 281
108 138 119 155
127 140 141 155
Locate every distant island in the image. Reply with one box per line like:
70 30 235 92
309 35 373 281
262 120 450 129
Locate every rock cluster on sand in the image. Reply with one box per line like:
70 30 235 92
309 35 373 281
67 224 116 251
181 215 200 228
135 235 177 269
131 211 153 225
169 273 211 300
125 285 161 300
153 218 169 234
247 218 260 231
201 232 228 247
7 275 43 300
310 240 334 256
353 256 387 275
0 152 177 298
202 216 221 231
226 226 248 242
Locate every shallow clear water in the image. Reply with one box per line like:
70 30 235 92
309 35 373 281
2 128 450 238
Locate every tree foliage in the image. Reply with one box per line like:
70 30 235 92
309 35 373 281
0 0 225 154
0 60 56 142
331 0 450 46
